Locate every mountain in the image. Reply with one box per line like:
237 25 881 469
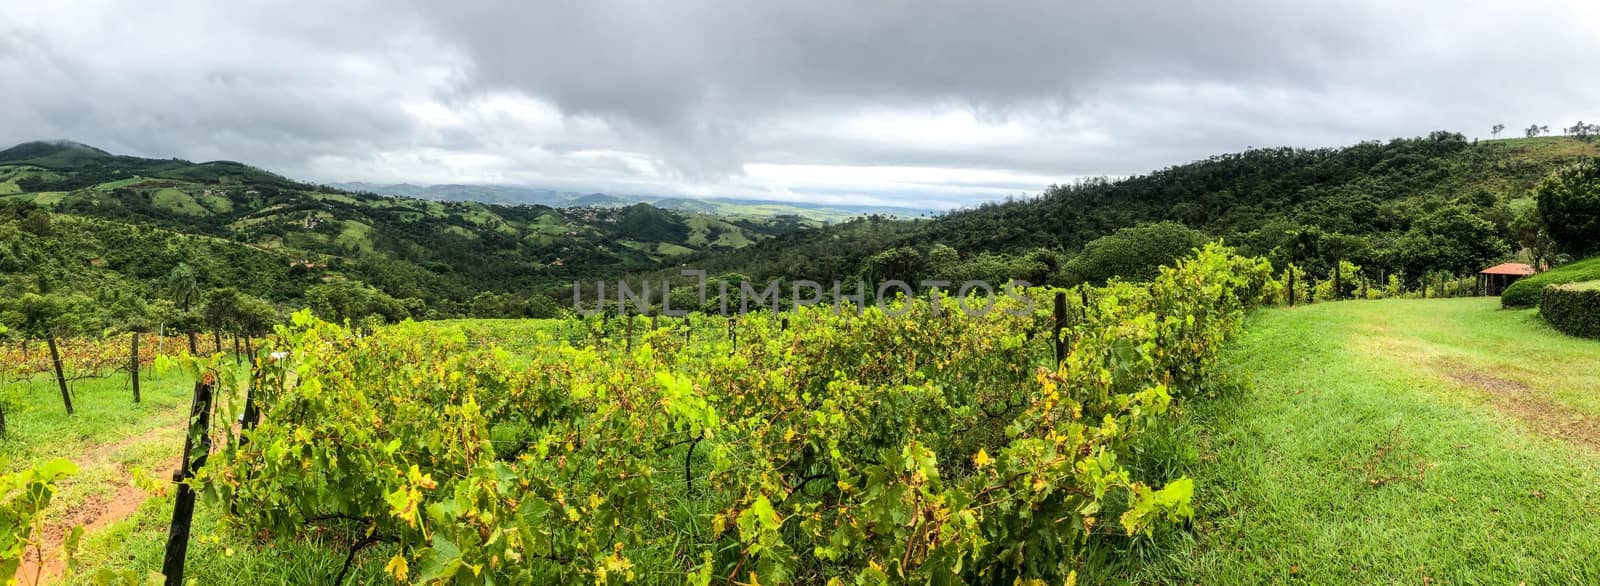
0 141 819 312
331 182 938 222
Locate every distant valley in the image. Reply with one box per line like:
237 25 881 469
330 181 938 223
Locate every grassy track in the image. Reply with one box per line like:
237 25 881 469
1110 298 1600 583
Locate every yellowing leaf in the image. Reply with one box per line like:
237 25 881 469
973 448 993 468
385 554 410 581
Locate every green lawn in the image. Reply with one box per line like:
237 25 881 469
1091 298 1600 583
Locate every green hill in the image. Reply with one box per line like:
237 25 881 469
0 141 817 314
694 133 1600 288
0 200 328 304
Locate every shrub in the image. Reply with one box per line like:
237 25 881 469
1538 281 1600 339
1503 256 1600 307
1064 222 1211 285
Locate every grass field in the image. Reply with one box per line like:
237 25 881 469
1090 297 1600 583
4 365 196 584
151 188 207 216
19 298 1600 583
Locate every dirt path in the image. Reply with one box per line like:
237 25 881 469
1353 301 1600 450
1444 366 1600 449
15 418 185 586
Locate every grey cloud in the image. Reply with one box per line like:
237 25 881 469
3 1 1600 207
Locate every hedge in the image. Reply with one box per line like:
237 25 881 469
1503 256 1600 307
1538 282 1600 339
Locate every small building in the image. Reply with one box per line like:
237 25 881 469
1478 262 1537 295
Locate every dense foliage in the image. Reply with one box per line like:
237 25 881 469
194 244 1275 584
1538 282 1600 339
1535 157 1600 257
698 134 1596 290
1061 222 1210 285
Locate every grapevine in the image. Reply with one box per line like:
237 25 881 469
197 243 1276 584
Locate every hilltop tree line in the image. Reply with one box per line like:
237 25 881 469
682 132 1600 295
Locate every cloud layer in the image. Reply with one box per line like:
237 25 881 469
5 0 1600 208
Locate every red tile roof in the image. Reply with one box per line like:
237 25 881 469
1479 262 1537 276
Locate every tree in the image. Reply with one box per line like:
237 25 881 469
1536 158 1600 257
1572 122 1599 143
1492 123 1505 139
1386 204 1510 279
235 295 279 340
1063 222 1211 285
166 263 200 311
306 280 409 326
926 244 960 277
866 247 924 285
166 263 203 352
1510 202 1557 270
203 288 246 356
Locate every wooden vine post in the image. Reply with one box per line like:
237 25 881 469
163 373 215 586
47 336 73 415
130 332 141 404
1053 292 1067 365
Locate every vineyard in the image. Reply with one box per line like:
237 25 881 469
125 243 1272 584
7 242 1593 583
0 333 199 382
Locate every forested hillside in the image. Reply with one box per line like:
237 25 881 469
0 141 812 318
695 133 1599 288
5 133 1597 325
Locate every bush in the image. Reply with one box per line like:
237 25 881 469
1503 256 1600 307
1064 222 1212 285
1538 282 1600 339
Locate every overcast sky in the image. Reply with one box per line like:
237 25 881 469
4 1 1600 208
